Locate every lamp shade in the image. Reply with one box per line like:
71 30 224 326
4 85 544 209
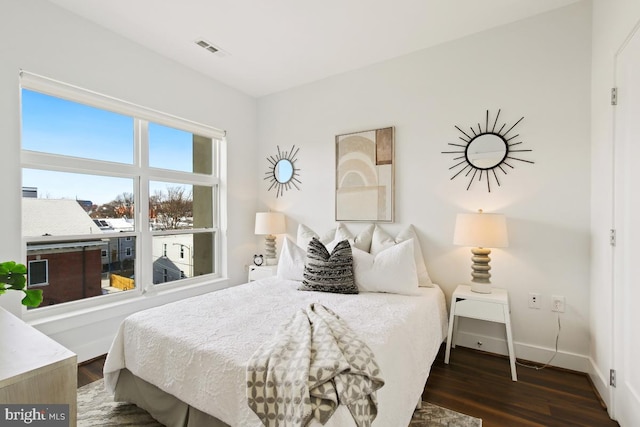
255 212 286 235
453 212 508 248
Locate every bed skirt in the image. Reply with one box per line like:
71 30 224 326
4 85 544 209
114 368 230 427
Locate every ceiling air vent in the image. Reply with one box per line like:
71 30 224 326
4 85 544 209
195 39 220 54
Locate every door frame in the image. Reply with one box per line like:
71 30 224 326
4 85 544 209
611 17 640 425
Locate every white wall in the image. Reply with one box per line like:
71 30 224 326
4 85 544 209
589 0 640 411
0 0 259 361
0 0 606 379
258 3 592 371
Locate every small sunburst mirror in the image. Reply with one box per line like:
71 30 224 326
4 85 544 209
442 109 533 192
265 145 301 197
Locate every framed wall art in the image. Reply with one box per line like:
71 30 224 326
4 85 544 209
335 126 394 222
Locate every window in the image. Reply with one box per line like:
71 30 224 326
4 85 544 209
20 71 224 310
28 259 49 287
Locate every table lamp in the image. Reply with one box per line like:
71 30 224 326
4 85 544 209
254 212 286 265
453 209 508 293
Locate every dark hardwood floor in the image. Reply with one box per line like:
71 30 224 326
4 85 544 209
78 355 106 388
79 345 619 426
424 345 618 427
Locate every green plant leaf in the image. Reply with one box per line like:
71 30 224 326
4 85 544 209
9 274 26 290
21 289 43 307
1 261 37 307
11 263 27 275
0 261 18 273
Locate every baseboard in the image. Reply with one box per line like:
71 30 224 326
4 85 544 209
588 356 613 416
452 331 590 373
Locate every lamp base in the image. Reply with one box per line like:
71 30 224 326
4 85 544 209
470 282 492 294
264 234 277 265
469 247 492 293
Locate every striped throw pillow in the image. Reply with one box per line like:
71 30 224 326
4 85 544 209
298 238 358 294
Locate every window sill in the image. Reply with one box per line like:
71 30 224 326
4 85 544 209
26 277 231 334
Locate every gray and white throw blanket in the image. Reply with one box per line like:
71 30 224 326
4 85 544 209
246 303 384 427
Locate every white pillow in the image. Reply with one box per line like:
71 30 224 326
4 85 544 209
276 237 306 282
352 239 419 295
335 223 374 252
370 224 434 287
296 224 337 250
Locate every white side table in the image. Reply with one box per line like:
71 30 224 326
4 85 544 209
444 284 517 381
248 265 277 282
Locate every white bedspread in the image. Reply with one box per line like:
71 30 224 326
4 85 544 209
104 278 448 427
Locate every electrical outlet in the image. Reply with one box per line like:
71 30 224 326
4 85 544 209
528 292 541 309
552 295 565 312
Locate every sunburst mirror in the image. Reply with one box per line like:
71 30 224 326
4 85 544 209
265 145 301 197
442 109 533 192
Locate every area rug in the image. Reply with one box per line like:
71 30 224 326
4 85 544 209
78 379 481 426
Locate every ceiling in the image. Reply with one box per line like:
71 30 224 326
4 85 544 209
47 0 580 98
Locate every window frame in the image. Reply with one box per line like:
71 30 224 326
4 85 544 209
19 71 225 318
27 259 49 287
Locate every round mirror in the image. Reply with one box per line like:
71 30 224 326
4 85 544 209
275 159 294 183
266 145 301 197
466 134 507 169
442 109 533 192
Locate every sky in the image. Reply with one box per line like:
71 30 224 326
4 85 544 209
21 89 196 205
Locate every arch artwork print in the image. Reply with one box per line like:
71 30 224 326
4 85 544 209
265 145 301 197
335 127 394 222
442 109 533 192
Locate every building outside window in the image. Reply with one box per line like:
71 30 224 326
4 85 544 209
20 71 224 310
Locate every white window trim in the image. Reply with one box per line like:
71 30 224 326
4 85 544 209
27 259 49 287
19 71 226 140
20 71 226 321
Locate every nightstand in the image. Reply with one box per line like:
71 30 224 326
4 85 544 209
444 284 517 381
248 265 277 282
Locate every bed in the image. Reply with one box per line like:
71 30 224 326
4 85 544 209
103 225 449 426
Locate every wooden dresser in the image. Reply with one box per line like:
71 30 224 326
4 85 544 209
0 307 77 426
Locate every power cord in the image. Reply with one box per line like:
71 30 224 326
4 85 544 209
516 311 561 371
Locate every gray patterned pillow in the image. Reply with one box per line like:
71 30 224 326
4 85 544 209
298 238 358 294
